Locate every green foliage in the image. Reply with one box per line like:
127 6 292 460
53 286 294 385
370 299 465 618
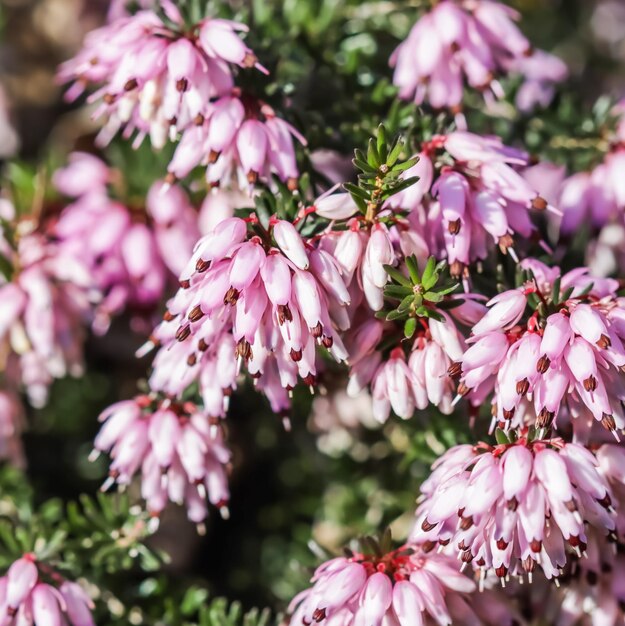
0 467 161 577
377 256 461 329
132 583 276 626
190 596 273 626
345 124 419 216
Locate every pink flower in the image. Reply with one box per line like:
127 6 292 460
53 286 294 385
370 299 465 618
0 555 94 625
93 394 230 527
320 220 405 313
345 309 471 422
6 557 38 612
555 149 625 237
288 543 485 626
142 216 350 418
537 106 625 238
388 132 553 277
52 152 110 198
146 180 201 276
413 436 616 581
507 50 569 113
168 95 305 188
197 188 253 234
58 9 265 149
456 260 625 438
54 177 163 332
0 207 92 408
512 443 625 624
370 348 417 421
54 155 202 333
390 0 566 114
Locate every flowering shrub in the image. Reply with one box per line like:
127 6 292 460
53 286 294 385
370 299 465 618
1 0 625 624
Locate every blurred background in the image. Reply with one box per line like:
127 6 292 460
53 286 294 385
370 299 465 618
0 0 624 616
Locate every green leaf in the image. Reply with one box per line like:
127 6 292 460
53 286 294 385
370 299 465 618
423 291 444 303
367 138 381 168
376 125 388 163
383 265 412 288
437 298 464 310
180 587 209 615
384 176 420 196
379 527 393 554
387 137 405 168
425 309 444 322
405 255 420 284
526 292 540 310
386 309 408 321
383 284 411 300
495 428 510 445
343 182 370 200
404 318 417 339
389 158 419 173
421 256 438 291
397 295 414 312
435 282 461 296
0 254 13 282
353 157 377 174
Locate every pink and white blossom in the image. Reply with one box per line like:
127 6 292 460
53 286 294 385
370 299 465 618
389 133 554 277
0 555 94 625
345 309 469 422
390 0 567 116
58 9 264 149
0 204 91 408
167 94 305 188
54 153 200 332
455 259 625 437
413 437 617 581
93 394 230 526
288 544 488 626
143 216 350 417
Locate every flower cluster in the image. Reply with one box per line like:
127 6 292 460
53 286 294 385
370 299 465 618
346 311 468 422
413 436 617 581
144 215 350 416
389 132 553 277
288 541 498 626
53 153 200 332
317 217 403 313
560 101 625 239
314 131 543 305
0 555 94 626
391 0 567 115
59 7 303 188
0 201 91 408
93 393 230 528
59 6 262 146
167 93 305 189
456 259 625 437
518 444 625 625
